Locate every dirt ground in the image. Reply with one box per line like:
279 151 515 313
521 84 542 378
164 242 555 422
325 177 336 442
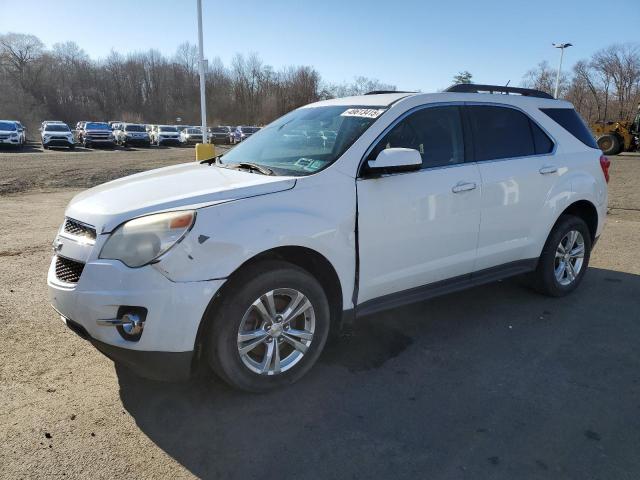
0 147 639 479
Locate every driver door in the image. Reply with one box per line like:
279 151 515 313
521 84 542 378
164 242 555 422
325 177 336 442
356 105 481 307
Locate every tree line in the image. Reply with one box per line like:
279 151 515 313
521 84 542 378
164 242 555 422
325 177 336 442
3 32 638 136
524 43 640 124
0 32 395 134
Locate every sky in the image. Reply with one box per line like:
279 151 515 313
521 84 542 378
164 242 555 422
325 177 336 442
1 0 638 92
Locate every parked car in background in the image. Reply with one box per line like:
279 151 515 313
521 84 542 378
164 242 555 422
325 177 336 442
115 123 151 147
6 120 27 146
111 122 124 133
41 122 75 149
0 120 24 148
109 121 124 129
233 126 261 143
180 127 203 145
150 125 181 146
209 126 235 144
81 122 115 148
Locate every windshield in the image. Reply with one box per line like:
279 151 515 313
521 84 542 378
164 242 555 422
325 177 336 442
187 129 201 134
219 106 385 176
0 122 17 131
160 126 178 132
125 125 146 132
45 124 70 132
212 127 229 133
243 127 260 133
86 122 110 130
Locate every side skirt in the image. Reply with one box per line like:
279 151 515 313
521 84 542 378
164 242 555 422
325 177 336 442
355 258 538 318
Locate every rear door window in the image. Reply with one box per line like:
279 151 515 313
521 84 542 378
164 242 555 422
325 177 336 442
540 108 598 149
466 105 535 161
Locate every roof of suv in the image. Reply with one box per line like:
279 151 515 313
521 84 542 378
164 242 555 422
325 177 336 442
308 85 572 110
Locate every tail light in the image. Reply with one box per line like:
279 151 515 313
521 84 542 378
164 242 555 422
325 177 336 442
599 155 610 183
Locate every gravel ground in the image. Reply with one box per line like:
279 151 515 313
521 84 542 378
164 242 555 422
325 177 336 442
0 148 639 479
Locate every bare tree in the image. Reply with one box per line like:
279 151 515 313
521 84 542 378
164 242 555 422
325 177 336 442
0 32 397 134
523 61 568 96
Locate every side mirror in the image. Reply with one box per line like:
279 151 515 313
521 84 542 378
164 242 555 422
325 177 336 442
367 148 422 171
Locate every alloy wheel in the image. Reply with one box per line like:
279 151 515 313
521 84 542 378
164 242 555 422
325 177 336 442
554 230 585 286
237 288 315 376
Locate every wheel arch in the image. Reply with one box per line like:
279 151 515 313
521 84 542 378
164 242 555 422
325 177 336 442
557 199 599 242
192 245 344 363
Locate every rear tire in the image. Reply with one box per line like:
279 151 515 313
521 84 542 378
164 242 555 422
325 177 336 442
530 214 592 297
206 260 330 392
597 134 621 155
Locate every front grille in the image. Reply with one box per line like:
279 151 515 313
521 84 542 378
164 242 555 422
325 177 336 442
55 256 85 284
64 218 96 241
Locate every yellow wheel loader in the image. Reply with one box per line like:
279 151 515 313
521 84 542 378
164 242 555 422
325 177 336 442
591 121 638 155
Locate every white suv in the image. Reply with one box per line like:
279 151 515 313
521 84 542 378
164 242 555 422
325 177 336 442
48 84 609 391
41 122 75 149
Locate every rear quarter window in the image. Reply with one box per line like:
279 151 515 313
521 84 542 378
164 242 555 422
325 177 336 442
530 121 554 154
540 108 598 149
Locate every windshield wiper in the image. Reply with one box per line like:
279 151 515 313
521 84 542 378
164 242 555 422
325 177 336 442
200 154 223 165
228 162 274 176
201 155 273 175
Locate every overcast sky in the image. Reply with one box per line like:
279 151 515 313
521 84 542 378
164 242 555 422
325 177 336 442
1 0 638 91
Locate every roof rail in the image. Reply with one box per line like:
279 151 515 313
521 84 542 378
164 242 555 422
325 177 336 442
364 90 415 95
445 83 554 99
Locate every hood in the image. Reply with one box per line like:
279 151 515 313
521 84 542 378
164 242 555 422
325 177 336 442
66 162 296 232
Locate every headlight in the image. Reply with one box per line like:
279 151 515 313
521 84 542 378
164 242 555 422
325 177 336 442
10 133 18 138
99 211 196 267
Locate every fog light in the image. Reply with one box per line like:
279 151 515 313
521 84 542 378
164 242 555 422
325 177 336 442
96 306 147 342
121 313 144 336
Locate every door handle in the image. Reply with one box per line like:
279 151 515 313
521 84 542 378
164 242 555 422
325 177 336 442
452 181 477 193
539 165 558 175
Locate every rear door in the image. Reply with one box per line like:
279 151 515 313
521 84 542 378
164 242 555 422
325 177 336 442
466 104 556 271
357 105 482 305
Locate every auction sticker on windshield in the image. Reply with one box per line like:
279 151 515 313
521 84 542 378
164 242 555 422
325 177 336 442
340 108 386 118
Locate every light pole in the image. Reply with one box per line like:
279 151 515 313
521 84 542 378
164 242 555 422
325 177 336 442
197 0 208 143
552 42 572 99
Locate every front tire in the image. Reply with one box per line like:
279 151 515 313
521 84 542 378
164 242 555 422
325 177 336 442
530 214 592 297
206 261 330 392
